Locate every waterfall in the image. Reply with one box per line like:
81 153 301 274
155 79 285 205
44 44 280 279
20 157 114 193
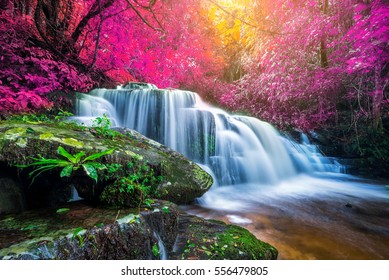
153 232 168 260
74 84 342 188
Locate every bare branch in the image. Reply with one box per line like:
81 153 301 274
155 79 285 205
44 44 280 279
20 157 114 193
125 0 165 33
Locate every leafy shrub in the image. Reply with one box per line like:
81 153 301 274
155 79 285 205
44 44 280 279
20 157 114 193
99 160 163 208
18 146 115 183
0 11 94 116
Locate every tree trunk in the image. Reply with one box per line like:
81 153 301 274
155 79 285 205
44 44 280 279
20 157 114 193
372 66 384 132
319 0 329 68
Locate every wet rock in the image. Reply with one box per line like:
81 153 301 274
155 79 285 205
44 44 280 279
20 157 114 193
122 82 158 90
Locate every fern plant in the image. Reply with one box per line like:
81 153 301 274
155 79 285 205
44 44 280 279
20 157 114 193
19 146 115 183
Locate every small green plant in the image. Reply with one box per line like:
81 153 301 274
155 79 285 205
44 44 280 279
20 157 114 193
72 227 86 247
56 208 70 214
92 114 117 139
54 109 74 121
119 161 162 208
18 146 115 183
143 198 155 208
201 241 228 259
103 163 123 180
152 243 160 257
99 159 163 209
9 113 51 124
181 239 196 259
128 214 141 224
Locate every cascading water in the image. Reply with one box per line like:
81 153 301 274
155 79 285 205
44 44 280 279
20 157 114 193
153 232 168 260
74 84 341 187
74 83 389 259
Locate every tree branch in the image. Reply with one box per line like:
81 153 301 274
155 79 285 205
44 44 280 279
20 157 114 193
71 0 115 45
91 0 104 69
125 0 165 33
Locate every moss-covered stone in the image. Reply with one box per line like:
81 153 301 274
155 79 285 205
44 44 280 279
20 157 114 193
99 178 144 208
171 214 278 260
0 201 277 260
0 201 179 260
0 120 213 208
216 225 278 260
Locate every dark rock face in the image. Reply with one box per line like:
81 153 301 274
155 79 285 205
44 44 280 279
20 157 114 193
0 176 26 214
0 121 213 210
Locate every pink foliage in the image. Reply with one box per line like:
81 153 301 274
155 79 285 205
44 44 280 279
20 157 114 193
77 0 224 91
219 0 388 131
0 10 94 115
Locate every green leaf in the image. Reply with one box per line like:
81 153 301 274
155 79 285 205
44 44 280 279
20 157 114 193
28 164 67 185
73 151 86 163
72 227 84 240
87 162 107 170
56 208 70 214
58 146 76 163
83 149 115 162
60 165 74 178
21 158 70 167
82 163 98 182
143 199 154 207
21 225 39 230
152 244 160 257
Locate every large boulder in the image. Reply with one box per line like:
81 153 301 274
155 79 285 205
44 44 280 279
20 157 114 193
0 120 213 209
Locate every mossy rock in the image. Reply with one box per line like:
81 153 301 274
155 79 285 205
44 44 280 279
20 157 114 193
0 121 213 208
0 201 179 260
0 201 278 260
171 214 278 260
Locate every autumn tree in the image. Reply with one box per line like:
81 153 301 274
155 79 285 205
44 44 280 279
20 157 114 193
215 0 388 133
1 0 225 114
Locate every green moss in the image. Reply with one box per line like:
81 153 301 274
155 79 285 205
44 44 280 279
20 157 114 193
192 163 213 190
39 133 55 140
125 150 143 160
61 137 84 148
4 127 26 140
217 225 278 260
99 180 143 208
176 216 278 260
15 138 27 148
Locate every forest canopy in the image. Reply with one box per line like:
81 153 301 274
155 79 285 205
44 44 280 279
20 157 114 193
0 0 388 138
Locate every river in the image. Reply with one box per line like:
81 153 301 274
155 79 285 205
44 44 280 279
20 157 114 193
184 173 389 259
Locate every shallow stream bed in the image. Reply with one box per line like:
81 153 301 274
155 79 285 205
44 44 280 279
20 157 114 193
182 173 389 259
